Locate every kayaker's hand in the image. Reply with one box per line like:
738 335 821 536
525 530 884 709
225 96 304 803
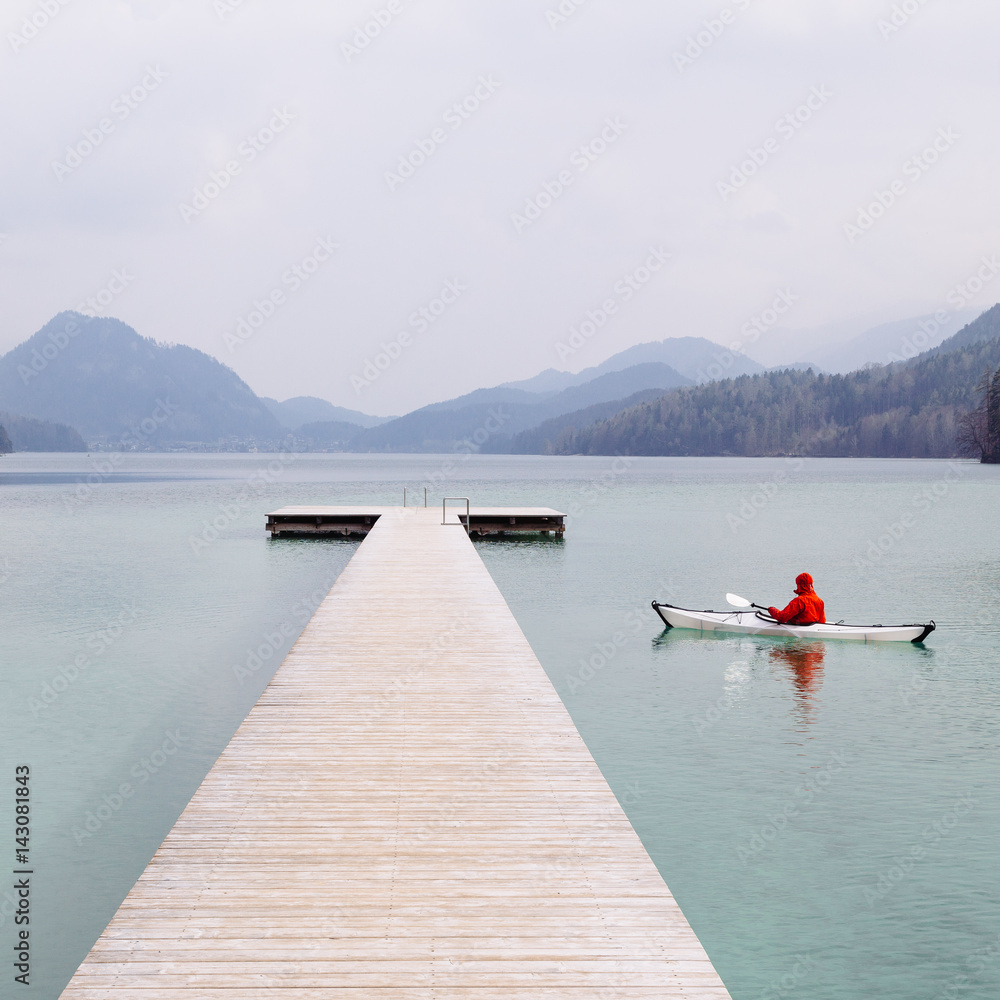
768 607 780 617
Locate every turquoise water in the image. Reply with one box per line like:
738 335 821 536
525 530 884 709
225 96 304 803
1 453 998 998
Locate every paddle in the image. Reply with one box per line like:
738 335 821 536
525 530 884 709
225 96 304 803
726 592 769 612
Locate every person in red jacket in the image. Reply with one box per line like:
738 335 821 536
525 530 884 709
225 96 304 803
768 572 826 625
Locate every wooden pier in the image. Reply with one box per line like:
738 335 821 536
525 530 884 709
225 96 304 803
62 506 732 999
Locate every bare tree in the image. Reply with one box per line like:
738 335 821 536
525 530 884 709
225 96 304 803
957 366 1000 462
988 367 1000 463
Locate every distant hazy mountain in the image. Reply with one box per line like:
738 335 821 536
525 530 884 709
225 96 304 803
503 336 762 393
261 396 390 429
0 422 11 453
348 361 691 451
0 411 86 452
586 337 764 383
499 369 577 395
406 385 545 414
815 311 980 371
746 309 979 373
0 313 281 446
539 363 692 412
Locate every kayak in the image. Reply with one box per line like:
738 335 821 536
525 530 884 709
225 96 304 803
651 602 935 644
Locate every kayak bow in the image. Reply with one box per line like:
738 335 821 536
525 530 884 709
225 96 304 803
651 602 935 644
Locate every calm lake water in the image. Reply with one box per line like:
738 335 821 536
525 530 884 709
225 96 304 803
1 452 998 999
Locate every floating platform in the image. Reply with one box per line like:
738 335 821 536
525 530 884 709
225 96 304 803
62 506 731 999
266 504 566 538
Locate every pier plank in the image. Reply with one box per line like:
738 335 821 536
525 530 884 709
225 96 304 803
61 507 731 999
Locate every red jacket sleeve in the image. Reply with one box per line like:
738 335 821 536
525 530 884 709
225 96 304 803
769 597 805 623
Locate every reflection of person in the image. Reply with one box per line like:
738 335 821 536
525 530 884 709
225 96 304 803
770 643 825 696
768 573 826 624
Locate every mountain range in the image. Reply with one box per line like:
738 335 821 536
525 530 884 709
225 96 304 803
0 314 746 451
0 306 996 456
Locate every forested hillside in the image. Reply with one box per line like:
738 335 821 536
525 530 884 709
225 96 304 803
546 318 1000 458
0 411 87 451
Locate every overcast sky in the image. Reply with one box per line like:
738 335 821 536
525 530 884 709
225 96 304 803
2 0 999 414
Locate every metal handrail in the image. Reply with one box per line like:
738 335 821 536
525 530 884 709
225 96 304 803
404 488 428 508
442 497 470 534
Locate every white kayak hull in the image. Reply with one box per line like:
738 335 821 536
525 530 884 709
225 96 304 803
652 602 935 644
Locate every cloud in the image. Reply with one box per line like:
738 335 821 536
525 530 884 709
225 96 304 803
1 0 998 413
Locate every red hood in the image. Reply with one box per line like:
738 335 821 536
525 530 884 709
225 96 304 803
794 572 815 594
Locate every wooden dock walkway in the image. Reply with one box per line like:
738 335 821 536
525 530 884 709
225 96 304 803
62 506 732 999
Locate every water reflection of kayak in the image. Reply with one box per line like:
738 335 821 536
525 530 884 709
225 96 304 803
651 601 935 644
